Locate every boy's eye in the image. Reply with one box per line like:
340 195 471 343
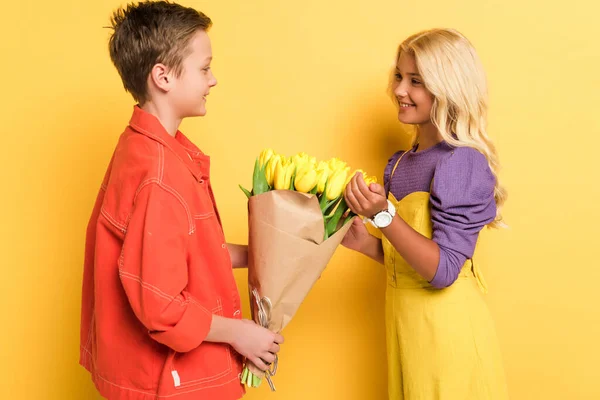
203 66 211 72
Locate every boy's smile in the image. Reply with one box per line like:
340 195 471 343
171 29 218 118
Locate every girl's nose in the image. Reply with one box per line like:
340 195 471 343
395 85 408 97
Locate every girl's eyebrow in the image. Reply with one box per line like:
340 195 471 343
394 67 420 76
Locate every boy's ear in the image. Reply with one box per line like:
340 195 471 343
149 63 173 93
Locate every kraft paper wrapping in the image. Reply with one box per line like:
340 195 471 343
246 190 353 333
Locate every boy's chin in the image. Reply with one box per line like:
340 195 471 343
182 107 207 118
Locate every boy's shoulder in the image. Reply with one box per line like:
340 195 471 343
100 126 191 227
112 127 164 186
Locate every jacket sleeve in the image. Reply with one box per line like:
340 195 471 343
119 182 212 352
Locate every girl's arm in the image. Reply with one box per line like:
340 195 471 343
341 218 385 264
344 174 439 281
344 148 497 288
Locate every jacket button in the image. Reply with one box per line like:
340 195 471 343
221 244 226 249
198 179 204 184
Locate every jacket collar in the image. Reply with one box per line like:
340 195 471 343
128 106 209 181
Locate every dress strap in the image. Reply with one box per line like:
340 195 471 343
389 150 411 181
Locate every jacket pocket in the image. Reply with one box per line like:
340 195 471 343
169 298 232 389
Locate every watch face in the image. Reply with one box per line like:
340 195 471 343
374 212 393 227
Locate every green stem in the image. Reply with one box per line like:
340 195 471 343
325 197 349 237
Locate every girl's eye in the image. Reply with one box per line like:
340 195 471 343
412 79 421 85
394 73 402 80
203 66 211 72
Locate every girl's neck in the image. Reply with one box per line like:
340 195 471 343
416 122 443 152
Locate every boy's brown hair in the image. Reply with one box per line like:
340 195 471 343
108 1 212 104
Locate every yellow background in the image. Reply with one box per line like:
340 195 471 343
1 0 599 399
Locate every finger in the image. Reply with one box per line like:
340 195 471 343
273 333 284 344
369 182 385 196
350 174 371 211
344 184 361 213
251 357 268 372
344 178 358 208
344 181 353 197
246 362 263 376
356 173 377 200
343 185 352 207
269 343 280 353
260 352 276 365
356 175 386 208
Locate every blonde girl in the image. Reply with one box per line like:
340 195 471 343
343 28 509 399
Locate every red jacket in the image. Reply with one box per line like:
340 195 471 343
80 106 244 400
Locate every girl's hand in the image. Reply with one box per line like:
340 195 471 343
341 217 371 252
344 172 388 218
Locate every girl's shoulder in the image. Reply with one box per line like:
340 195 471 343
435 145 491 175
387 149 406 164
383 149 407 180
432 145 495 199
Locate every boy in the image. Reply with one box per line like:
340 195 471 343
79 2 283 399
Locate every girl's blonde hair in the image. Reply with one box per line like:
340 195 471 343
393 28 507 228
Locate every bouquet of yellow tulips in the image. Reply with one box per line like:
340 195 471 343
240 149 377 240
239 149 376 391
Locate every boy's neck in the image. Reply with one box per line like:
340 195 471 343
140 101 181 137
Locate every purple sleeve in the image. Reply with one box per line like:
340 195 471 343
384 150 404 195
428 147 497 288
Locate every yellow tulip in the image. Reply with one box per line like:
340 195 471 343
265 155 281 186
292 152 317 169
325 167 348 200
316 162 331 194
364 175 378 186
274 159 295 190
294 163 319 193
258 148 275 168
292 152 308 163
345 169 365 186
327 157 347 173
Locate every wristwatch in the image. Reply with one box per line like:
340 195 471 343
366 200 396 228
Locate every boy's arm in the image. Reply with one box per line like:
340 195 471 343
227 243 248 268
118 183 283 365
118 183 213 353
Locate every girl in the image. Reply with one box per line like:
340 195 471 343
342 28 509 399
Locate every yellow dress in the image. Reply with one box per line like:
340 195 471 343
382 157 509 399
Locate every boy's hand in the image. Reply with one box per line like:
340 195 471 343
244 359 265 377
232 320 283 371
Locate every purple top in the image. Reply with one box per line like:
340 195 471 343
383 141 496 288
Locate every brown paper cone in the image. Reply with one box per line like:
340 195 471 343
247 190 353 332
